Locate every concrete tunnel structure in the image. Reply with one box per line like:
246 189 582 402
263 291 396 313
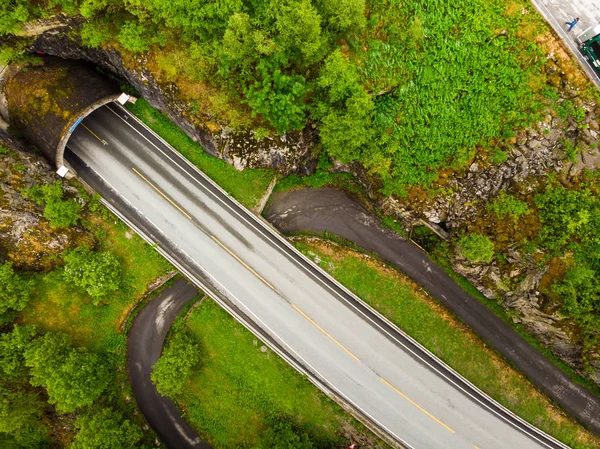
0 56 126 175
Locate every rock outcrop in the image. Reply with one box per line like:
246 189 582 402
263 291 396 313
0 132 92 271
27 15 317 175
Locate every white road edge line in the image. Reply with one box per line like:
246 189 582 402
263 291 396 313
105 103 571 449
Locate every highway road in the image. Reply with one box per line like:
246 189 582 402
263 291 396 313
531 0 600 88
65 104 570 449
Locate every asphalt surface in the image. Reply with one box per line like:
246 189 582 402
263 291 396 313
127 279 209 448
531 0 600 88
65 103 572 449
265 188 600 436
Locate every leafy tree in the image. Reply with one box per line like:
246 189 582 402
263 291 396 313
274 0 323 60
319 89 374 163
80 20 112 48
458 234 494 263
23 181 81 228
63 247 122 303
488 191 529 221
117 20 166 53
71 408 143 449
0 385 48 448
151 330 200 398
0 325 36 381
0 0 29 35
24 332 111 413
315 0 365 32
0 263 34 325
553 261 600 333
535 184 599 254
245 61 308 134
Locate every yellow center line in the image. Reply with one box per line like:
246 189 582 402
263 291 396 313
291 304 361 362
380 377 455 433
132 167 193 220
210 235 278 291
81 123 107 145
474 446 481 449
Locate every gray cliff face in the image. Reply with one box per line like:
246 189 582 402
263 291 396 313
0 132 92 271
29 16 317 175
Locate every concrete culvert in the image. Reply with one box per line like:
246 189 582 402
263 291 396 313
1 56 121 170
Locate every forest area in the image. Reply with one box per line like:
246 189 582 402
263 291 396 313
1 0 600 447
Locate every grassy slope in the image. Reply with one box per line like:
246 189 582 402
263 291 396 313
126 99 275 210
175 299 386 449
20 214 171 353
292 238 600 449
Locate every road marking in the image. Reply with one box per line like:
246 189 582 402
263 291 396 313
108 104 568 449
131 167 193 220
380 377 455 434
210 235 277 291
81 123 107 145
474 446 481 449
291 304 360 362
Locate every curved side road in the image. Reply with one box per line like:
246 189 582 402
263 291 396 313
127 278 210 449
264 187 600 435
66 103 577 449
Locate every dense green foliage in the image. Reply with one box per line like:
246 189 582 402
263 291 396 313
0 263 33 324
4 0 547 194
0 385 48 448
458 234 495 263
151 328 200 398
63 247 122 303
71 408 143 449
24 181 82 228
488 191 530 221
535 183 600 338
24 332 111 412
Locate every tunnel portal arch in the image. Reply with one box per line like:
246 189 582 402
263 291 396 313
2 56 122 171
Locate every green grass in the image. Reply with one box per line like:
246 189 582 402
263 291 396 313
174 299 387 449
126 99 275 209
20 215 172 353
292 238 600 449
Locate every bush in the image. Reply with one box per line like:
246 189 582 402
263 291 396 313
488 191 529 221
151 330 200 398
63 247 122 303
23 181 81 228
0 263 34 324
71 408 143 449
458 234 494 263
255 418 315 449
24 332 111 413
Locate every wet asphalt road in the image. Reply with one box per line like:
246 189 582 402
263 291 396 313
265 187 600 436
127 278 210 449
531 0 600 88
65 103 574 449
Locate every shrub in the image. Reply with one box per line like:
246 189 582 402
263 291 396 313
458 234 494 263
63 247 122 303
0 263 34 324
24 333 111 413
71 408 143 449
23 181 81 228
151 330 200 398
488 191 529 221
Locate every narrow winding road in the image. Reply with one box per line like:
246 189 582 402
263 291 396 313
265 188 600 436
65 103 575 449
127 279 210 449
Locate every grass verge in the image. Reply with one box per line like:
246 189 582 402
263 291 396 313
292 237 600 449
171 299 388 449
126 99 275 209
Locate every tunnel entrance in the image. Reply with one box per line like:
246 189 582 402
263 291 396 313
1 56 125 175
